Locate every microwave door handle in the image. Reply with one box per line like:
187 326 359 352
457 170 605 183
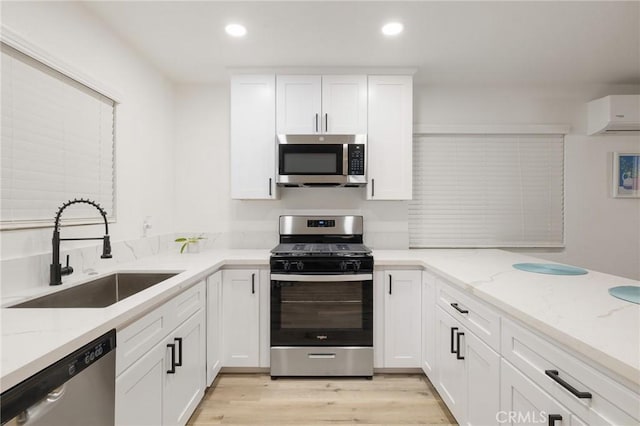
343 144 349 176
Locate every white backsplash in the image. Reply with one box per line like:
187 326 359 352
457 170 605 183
1 234 179 298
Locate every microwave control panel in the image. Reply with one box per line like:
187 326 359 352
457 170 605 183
347 145 365 175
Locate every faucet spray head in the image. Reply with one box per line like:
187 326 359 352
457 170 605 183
101 235 112 259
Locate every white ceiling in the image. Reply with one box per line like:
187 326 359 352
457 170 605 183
83 1 640 86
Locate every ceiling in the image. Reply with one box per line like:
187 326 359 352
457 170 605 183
83 1 640 86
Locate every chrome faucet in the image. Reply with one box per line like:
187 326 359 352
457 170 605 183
50 199 112 286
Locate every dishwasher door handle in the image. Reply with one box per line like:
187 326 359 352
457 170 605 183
16 385 67 425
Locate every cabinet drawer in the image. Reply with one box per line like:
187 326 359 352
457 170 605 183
116 281 205 376
167 280 205 329
117 302 171 376
502 318 640 425
436 278 501 351
501 359 582 426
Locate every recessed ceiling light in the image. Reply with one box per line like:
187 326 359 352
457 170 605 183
225 24 247 37
382 22 403 36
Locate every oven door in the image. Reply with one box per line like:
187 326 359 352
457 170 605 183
270 273 373 347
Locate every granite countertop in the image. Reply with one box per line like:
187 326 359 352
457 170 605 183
2 248 639 394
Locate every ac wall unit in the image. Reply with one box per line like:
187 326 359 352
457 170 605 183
587 95 640 135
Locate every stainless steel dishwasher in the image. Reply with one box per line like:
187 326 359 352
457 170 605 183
1 329 116 426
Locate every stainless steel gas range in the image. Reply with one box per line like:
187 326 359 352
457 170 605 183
269 215 373 378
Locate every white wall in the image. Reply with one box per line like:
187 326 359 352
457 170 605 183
174 84 230 239
0 2 175 261
172 82 409 249
414 83 640 280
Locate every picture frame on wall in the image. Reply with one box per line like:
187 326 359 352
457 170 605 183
613 152 640 198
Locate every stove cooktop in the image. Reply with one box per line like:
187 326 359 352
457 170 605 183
271 243 372 257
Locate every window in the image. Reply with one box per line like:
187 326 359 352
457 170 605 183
1 42 115 229
410 134 564 247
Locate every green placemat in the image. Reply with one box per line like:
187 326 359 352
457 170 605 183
513 263 588 275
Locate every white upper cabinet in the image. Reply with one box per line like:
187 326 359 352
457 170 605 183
367 75 413 200
321 75 367 134
230 74 277 200
276 75 322 134
276 75 367 135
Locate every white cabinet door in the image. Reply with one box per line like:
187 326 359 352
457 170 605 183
115 341 165 426
164 310 206 426
435 306 466 423
383 270 422 368
206 271 222 386
321 75 367 134
276 75 321 134
231 74 277 199
421 270 437 378
463 328 500 426
367 75 413 200
501 359 575 426
222 269 260 367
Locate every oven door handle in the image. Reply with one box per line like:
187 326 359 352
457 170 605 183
270 273 373 282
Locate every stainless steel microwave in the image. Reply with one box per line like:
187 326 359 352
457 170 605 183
276 134 367 187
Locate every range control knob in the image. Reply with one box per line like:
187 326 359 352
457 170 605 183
295 261 304 271
339 261 347 271
280 260 290 271
353 260 361 271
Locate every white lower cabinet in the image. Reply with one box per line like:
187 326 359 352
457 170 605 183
116 281 206 426
501 359 583 426
501 318 639 425
434 305 500 426
222 269 260 367
206 271 222 386
115 340 164 426
164 310 206 426
381 269 422 368
435 305 466 419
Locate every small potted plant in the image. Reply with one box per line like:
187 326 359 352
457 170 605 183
175 235 206 254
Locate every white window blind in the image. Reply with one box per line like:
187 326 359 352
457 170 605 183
1 42 115 229
410 134 564 248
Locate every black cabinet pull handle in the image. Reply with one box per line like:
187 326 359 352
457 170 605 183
545 370 592 399
388 274 392 295
325 113 328 132
456 331 465 360
450 327 458 354
451 302 469 314
548 414 563 426
251 273 255 294
269 178 272 196
315 113 318 132
166 343 176 374
371 178 375 197
174 337 183 367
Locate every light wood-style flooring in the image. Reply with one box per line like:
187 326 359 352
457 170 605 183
187 374 457 425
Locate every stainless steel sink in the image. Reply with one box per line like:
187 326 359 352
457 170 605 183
10 272 178 308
